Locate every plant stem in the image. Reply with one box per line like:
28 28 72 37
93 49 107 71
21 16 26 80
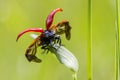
115 0 120 80
87 0 92 80
73 72 77 80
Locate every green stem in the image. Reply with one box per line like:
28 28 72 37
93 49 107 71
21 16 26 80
115 0 120 80
73 72 77 80
87 0 92 80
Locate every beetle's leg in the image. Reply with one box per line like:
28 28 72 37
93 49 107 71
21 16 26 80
54 35 61 45
41 45 50 54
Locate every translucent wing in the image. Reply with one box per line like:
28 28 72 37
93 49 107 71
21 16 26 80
50 20 71 40
25 36 42 63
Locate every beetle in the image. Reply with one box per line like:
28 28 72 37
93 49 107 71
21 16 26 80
16 8 71 63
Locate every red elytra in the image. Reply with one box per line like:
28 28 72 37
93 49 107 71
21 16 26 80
16 28 44 41
16 8 63 41
46 8 63 30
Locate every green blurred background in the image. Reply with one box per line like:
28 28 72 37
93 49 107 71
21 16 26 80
0 0 118 80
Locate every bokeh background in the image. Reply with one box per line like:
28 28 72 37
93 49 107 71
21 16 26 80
0 0 118 80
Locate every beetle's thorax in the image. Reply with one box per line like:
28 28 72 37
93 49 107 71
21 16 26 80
40 30 55 45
